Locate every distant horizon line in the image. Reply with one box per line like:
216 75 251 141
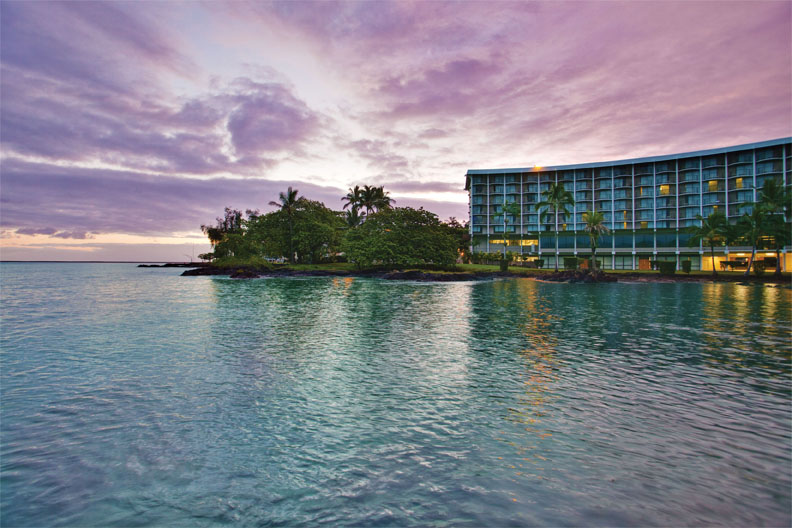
0 260 194 264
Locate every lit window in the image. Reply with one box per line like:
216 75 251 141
623 222 628 229
735 178 743 189
623 210 628 219
660 185 670 195
641 221 648 229
708 180 718 192
562 223 567 231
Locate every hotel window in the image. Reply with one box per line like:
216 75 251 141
622 210 628 219
640 221 649 229
622 222 628 229
659 185 670 195
708 180 718 192
735 178 743 189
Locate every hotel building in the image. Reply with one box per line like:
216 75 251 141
465 138 792 271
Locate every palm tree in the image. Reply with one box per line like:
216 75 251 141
373 186 393 211
765 214 790 276
687 212 727 276
758 178 791 220
358 185 394 215
758 179 791 275
501 201 522 259
537 182 575 271
737 206 767 277
582 210 610 273
344 208 364 228
269 186 300 262
342 185 363 213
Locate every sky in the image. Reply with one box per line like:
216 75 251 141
1 0 790 261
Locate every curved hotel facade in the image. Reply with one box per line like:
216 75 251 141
465 138 792 271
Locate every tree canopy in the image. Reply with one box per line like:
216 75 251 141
341 207 458 268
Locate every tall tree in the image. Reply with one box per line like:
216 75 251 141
201 207 245 258
359 185 394 215
582 210 610 273
765 215 790 276
501 201 522 259
687 212 727 276
344 208 364 228
269 187 300 263
342 185 363 214
537 183 575 271
758 179 791 275
737 207 767 277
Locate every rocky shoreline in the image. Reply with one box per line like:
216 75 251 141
173 264 790 285
179 266 511 281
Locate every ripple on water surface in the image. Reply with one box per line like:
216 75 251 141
1 263 790 527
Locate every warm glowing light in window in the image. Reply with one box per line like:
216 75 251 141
622 210 628 219
659 184 670 195
708 180 718 192
562 223 567 231
735 178 743 189
623 222 628 229
641 221 648 229
519 239 539 246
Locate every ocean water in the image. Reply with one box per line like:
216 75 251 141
1 263 790 527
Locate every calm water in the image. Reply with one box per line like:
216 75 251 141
1 263 790 527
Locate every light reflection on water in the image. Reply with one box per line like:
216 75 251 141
1 263 790 527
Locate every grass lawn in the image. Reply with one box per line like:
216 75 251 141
281 262 356 272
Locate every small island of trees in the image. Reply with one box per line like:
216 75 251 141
199 185 469 270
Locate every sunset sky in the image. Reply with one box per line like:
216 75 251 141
1 1 790 261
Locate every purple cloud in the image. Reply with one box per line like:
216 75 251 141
15 227 58 236
0 159 346 236
1 0 790 261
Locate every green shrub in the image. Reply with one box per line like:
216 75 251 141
681 260 692 274
650 260 658 270
658 261 676 275
499 259 509 272
563 257 580 270
754 261 766 276
535 259 545 269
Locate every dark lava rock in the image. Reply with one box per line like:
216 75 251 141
543 270 617 283
380 270 481 281
181 267 227 276
229 268 260 279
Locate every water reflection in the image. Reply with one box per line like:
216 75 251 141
3 266 790 527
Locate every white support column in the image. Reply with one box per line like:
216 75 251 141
573 170 577 256
783 144 788 272
486 174 490 253
631 164 636 270
752 149 757 202
611 167 616 270
724 152 729 219
652 162 657 257
519 173 524 258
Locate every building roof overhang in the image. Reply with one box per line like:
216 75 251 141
465 137 792 176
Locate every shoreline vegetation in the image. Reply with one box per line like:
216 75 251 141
181 182 790 285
